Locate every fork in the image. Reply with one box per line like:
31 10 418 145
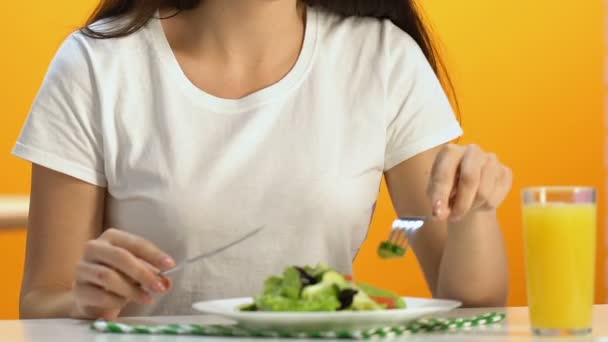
160 226 264 276
378 217 429 258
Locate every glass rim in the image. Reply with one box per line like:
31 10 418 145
522 186 596 194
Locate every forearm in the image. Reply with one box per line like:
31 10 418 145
436 210 509 307
20 287 79 319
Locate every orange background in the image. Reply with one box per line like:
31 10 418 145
0 1 605 319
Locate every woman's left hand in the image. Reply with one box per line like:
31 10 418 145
427 144 513 222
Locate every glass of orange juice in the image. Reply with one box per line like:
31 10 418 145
522 187 596 336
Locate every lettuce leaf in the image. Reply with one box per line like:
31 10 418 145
280 267 302 299
356 282 407 309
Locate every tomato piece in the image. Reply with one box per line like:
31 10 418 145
371 296 397 309
343 274 353 281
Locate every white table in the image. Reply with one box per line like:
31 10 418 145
0 195 29 228
1 306 607 342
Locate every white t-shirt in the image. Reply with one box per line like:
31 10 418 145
13 6 462 315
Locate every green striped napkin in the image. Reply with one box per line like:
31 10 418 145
92 312 505 340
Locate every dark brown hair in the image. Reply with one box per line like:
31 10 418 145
83 0 458 110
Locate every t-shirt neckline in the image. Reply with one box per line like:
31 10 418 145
147 7 318 113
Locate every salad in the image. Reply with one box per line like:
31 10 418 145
240 263 406 312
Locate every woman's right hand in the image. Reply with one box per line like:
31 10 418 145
72 228 176 320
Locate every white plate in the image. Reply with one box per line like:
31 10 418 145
193 297 462 332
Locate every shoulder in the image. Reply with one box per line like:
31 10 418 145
51 17 157 76
311 7 427 81
313 7 422 61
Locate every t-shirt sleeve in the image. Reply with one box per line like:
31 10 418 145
383 23 463 171
12 33 107 187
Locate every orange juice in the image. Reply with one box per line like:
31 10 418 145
523 203 596 331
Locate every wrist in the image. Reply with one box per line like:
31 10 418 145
68 291 85 319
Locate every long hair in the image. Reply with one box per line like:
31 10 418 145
82 0 458 110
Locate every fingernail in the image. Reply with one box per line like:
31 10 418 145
160 256 176 269
141 293 154 304
450 215 462 222
433 200 443 217
161 277 172 290
154 281 167 292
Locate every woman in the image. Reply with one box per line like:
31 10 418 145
15 0 511 319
